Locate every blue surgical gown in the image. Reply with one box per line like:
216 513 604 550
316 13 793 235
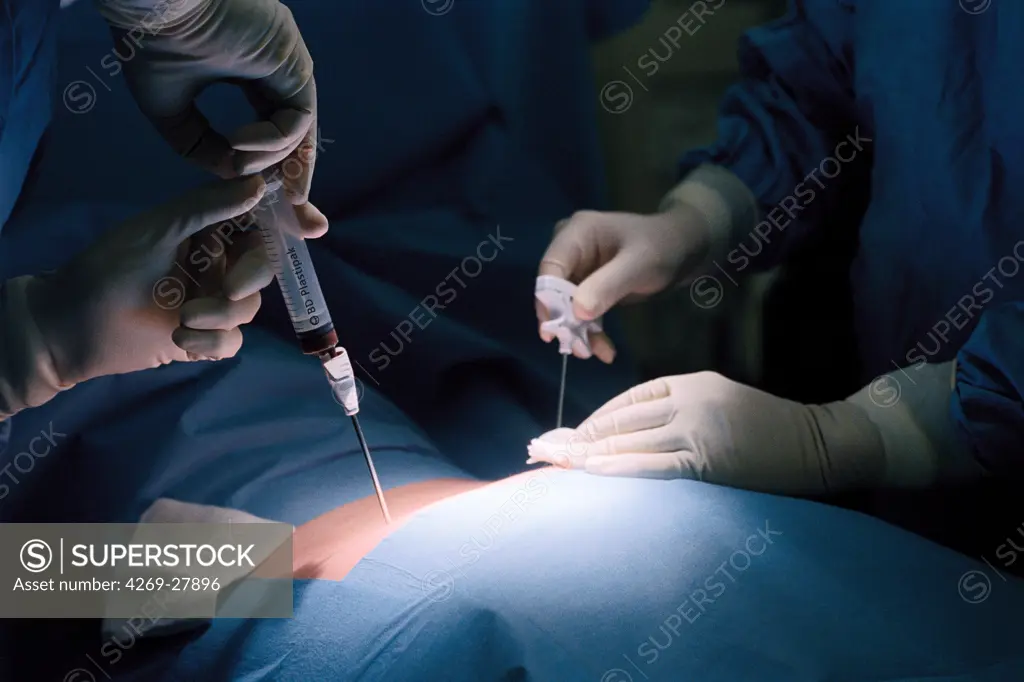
0 0 58 457
952 302 1024 480
0 0 58 231
678 0 1024 474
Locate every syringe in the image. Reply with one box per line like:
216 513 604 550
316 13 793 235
251 175 392 524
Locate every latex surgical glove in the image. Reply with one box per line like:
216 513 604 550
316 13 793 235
534 207 702 363
0 175 272 419
537 164 760 363
526 363 984 495
94 0 327 239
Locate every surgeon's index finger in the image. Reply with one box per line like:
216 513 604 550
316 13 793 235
165 176 267 245
579 399 673 443
579 428 673 459
587 377 672 422
538 217 580 281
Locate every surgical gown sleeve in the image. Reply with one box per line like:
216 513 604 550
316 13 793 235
668 0 867 271
0 0 58 233
951 302 1024 481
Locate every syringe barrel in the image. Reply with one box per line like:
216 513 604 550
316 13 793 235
252 181 337 355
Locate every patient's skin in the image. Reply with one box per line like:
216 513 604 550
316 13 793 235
292 471 546 581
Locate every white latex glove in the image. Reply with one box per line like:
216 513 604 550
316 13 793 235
94 0 327 238
526 363 984 495
0 175 273 418
535 206 707 363
536 166 759 363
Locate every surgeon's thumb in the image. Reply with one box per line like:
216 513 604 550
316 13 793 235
163 176 266 247
573 254 643 321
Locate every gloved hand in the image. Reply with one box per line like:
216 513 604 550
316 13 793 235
94 0 327 238
537 166 758 362
0 175 272 418
526 363 985 495
536 206 709 363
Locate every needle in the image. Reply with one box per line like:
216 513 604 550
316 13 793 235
351 415 391 524
556 353 568 429
320 347 391 524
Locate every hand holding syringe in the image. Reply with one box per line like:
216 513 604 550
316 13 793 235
249 173 391 523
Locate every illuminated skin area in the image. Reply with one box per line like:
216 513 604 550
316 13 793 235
292 472 546 580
